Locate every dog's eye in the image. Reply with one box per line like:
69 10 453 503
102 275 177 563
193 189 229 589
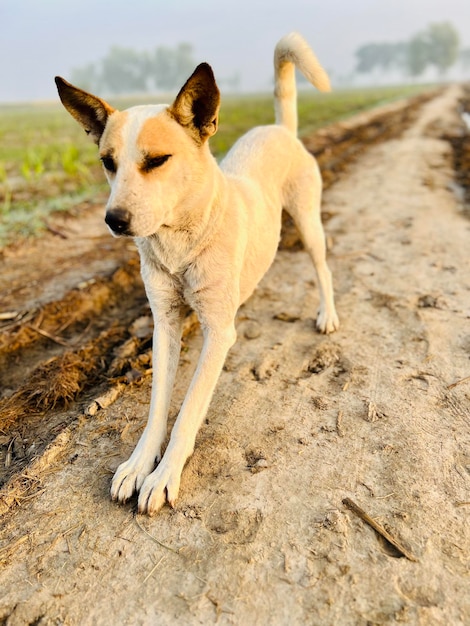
142 154 171 173
100 155 117 173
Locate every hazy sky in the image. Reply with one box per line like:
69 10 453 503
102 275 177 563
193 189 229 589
1 0 469 102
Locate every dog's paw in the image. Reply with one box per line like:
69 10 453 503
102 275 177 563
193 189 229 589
137 458 183 515
111 456 156 503
316 309 340 334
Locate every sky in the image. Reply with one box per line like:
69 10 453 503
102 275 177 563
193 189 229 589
1 0 469 102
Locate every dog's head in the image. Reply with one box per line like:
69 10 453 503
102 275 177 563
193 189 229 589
55 64 220 238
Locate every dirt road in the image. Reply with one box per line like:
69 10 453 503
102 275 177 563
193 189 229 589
0 85 469 625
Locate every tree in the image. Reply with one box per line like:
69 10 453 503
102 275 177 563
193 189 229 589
355 21 461 81
406 33 430 77
70 63 101 93
426 22 460 76
100 47 148 94
355 44 382 74
355 42 407 76
70 43 196 95
151 43 195 91
173 43 196 86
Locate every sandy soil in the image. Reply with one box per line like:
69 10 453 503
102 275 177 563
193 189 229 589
0 86 469 625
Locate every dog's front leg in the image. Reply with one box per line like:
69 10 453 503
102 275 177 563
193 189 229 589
111 281 184 504
137 323 237 514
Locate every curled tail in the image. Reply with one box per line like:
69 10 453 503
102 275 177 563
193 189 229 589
274 32 331 135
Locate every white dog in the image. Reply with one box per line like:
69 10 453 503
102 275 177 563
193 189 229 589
55 32 339 515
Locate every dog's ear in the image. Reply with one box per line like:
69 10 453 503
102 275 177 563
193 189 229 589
55 77 115 145
168 63 220 143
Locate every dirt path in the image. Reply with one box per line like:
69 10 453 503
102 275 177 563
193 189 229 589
0 86 469 625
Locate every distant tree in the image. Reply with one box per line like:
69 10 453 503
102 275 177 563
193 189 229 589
151 43 195 91
70 63 101 92
387 43 408 72
406 33 430 77
100 46 148 94
173 43 196 86
355 44 382 74
355 21 461 81
355 42 407 76
377 43 406 72
425 22 460 76
70 43 196 95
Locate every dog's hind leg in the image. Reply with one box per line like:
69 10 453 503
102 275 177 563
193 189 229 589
111 274 185 504
286 164 339 334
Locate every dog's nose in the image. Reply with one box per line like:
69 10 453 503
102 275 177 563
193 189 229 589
105 208 132 235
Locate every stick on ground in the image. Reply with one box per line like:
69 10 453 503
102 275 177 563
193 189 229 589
343 497 417 562
447 375 470 390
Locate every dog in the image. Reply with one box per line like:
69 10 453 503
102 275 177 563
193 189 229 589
55 32 339 515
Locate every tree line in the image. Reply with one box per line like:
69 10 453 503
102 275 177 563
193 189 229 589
72 21 469 95
71 43 241 95
355 22 468 78
71 43 197 94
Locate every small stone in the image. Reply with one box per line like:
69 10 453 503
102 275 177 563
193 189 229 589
85 401 99 416
417 294 446 309
273 312 300 323
243 321 261 339
251 458 269 473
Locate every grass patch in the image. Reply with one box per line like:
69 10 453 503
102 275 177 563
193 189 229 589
0 186 105 247
0 102 107 247
0 103 99 181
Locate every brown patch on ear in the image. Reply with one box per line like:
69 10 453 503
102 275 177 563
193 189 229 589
55 77 116 144
168 63 220 143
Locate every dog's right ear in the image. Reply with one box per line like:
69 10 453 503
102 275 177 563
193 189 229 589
168 63 220 144
55 77 115 145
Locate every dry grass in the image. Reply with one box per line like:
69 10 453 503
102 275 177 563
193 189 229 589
0 259 141 359
0 325 126 430
0 429 72 520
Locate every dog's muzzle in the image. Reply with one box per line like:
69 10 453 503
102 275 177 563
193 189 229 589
105 208 132 236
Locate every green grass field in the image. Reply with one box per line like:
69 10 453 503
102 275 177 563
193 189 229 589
0 84 431 247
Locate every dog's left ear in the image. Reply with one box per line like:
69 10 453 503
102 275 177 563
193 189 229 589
168 63 220 143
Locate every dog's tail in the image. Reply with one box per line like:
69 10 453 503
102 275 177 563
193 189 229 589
274 33 331 136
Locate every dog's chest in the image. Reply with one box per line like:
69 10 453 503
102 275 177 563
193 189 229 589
144 231 193 276
138 235 206 308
